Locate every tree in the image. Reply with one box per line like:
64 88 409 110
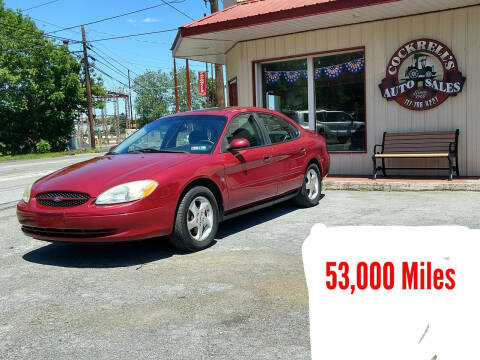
133 66 206 127
173 66 206 112
132 70 172 127
0 2 106 154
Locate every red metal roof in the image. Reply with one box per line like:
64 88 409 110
179 0 399 37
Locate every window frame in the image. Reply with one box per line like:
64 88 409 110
254 111 301 145
220 112 270 153
252 46 367 154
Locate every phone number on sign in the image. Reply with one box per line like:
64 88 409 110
325 261 455 294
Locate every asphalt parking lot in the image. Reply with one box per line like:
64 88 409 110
1 190 480 360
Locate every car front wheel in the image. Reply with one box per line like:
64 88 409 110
294 163 322 207
169 186 219 252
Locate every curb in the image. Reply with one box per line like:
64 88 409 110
324 180 480 192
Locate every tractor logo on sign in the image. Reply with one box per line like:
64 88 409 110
379 39 466 111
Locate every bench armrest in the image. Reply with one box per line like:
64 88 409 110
449 142 456 154
374 144 383 154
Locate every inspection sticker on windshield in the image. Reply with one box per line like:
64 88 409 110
191 146 207 151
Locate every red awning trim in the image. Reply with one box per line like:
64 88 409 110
178 0 400 38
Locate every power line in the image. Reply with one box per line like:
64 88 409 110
89 46 137 75
91 43 173 70
87 28 168 45
0 21 81 44
91 55 130 81
87 28 177 43
92 65 145 93
30 16 82 41
158 0 194 21
22 0 62 11
0 35 76 53
46 0 186 34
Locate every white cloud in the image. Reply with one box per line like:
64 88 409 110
127 19 136 23
142 17 158 23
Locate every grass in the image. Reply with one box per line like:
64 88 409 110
0 149 102 162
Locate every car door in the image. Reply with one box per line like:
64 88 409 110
221 112 277 211
255 112 306 196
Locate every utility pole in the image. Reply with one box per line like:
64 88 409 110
127 69 134 127
81 25 96 149
207 0 225 107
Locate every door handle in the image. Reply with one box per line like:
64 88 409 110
263 156 272 162
298 148 306 154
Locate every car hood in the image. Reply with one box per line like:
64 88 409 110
33 153 194 196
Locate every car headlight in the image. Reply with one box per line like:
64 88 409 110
22 183 33 203
95 180 158 205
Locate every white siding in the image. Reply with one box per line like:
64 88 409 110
225 6 480 176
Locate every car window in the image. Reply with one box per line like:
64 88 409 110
224 113 265 148
257 113 300 144
325 113 336 123
112 115 227 154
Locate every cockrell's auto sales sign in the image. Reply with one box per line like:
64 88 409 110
379 39 466 111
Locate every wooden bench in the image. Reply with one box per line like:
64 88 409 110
372 130 459 181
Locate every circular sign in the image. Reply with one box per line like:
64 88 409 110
379 39 466 111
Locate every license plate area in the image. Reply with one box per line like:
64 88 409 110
36 213 64 227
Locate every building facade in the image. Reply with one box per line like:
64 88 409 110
173 1 480 176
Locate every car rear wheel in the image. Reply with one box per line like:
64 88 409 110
294 164 321 207
169 186 219 252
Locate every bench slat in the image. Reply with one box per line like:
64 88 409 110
384 137 455 144
374 153 449 158
384 131 456 137
383 146 451 152
384 141 451 146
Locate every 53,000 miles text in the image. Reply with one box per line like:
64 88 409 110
325 261 455 294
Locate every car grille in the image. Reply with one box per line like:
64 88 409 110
22 226 115 238
36 192 90 207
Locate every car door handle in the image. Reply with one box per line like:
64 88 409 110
297 148 306 154
263 156 272 162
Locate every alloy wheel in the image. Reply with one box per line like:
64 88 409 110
305 169 319 200
187 196 214 241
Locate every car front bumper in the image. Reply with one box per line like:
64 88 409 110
17 201 175 243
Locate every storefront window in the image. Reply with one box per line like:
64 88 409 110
262 59 308 123
314 51 365 152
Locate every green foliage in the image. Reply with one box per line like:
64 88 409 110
172 66 206 113
35 139 51 153
133 70 172 127
133 66 207 126
0 4 106 155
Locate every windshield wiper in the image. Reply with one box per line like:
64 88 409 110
127 148 187 154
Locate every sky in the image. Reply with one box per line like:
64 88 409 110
4 0 225 117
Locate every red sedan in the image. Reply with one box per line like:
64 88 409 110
17 107 330 251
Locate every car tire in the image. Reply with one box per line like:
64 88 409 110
169 186 219 252
294 163 322 207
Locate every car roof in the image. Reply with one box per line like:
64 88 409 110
167 106 281 118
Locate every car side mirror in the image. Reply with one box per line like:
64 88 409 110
229 138 250 151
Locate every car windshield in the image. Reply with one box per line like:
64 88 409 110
111 115 227 155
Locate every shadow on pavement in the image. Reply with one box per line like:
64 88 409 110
22 237 186 268
216 194 325 239
23 194 325 267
